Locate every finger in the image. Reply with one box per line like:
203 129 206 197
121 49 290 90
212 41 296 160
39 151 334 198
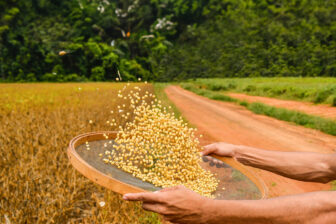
211 157 224 166
202 155 210 162
202 144 217 156
123 192 162 203
142 203 166 214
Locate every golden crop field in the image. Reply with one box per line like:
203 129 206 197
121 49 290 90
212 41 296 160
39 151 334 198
0 83 161 223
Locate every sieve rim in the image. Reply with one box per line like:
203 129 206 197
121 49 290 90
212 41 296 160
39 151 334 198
68 131 147 195
68 131 268 199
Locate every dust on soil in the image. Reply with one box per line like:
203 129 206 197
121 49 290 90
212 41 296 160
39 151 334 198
165 86 336 198
228 92 336 120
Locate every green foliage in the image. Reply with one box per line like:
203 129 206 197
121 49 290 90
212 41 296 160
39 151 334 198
153 83 184 120
158 0 336 80
64 73 86 82
41 73 61 82
181 83 238 103
247 103 336 136
332 97 336 107
90 66 105 81
1 1 336 82
26 73 37 82
0 0 210 82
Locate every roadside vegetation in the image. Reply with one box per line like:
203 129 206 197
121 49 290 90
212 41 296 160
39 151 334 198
153 83 183 119
0 83 161 223
181 83 336 136
188 78 336 106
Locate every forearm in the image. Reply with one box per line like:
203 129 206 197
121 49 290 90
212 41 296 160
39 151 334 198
233 146 336 183
206 191 336 224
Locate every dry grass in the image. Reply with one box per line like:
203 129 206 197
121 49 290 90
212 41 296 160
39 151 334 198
0 83 161 223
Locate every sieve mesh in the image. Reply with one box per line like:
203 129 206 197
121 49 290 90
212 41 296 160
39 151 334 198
76 139 262 200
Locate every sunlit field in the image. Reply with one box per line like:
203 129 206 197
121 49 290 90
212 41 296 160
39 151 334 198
0 83 161 223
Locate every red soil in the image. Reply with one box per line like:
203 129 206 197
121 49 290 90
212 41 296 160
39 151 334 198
228 93 336 120
165 86 336 198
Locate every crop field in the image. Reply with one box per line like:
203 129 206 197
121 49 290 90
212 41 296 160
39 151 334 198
0 83 161 223
189 77 336 106
1 81 335 223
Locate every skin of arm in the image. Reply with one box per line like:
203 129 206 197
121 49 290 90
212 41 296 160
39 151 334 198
202 142 336 183
123 143 336 223
124 185 336 224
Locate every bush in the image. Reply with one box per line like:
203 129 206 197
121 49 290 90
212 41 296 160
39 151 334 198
314 90 332 104
41 73 61 82
243 85 257 92
90 67 105 81
208 83 228 91
247 103 336 136
63 74 86 82
26 73 37 82
155 1 336 81
332 96 336 107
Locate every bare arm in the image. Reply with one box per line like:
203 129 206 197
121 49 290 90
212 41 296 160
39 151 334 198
203 143 336 183
124 186 336 224
208 190 336 224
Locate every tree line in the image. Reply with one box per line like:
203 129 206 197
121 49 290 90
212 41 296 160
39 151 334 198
1 0 335 82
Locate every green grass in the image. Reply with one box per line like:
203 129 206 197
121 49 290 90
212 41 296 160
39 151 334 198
190 77 336 106
181 83 336 136
153 83 183 118
247 103 336 136
181 83 238 103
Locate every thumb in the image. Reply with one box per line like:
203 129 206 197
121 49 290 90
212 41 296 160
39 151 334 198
201 144 217 156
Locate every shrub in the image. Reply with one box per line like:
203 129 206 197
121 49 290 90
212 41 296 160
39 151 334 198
41 73 60 82
208 83 227 91
63 74 86 82
26 73 37 82
314 90 332 104
243 85 257 92
247 103 336 136
90 67 105 81
332 96 336 107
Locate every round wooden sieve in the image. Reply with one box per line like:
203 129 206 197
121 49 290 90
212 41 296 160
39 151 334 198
68 131 268 199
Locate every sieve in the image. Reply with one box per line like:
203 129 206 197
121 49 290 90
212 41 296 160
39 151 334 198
68 131 268 200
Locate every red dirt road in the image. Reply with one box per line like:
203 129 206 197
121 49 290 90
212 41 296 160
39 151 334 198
165 86 336 198
228 92 336 120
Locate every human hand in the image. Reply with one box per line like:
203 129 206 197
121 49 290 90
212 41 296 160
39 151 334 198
201 142 238 158
123 185 213 224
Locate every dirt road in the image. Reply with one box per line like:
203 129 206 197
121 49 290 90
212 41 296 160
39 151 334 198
165 86 336 198
228 92 336 120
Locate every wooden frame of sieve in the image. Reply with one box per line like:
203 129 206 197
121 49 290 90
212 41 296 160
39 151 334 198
68 131 268 198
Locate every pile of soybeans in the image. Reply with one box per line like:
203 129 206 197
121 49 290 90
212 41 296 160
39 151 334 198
99 82 219 197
